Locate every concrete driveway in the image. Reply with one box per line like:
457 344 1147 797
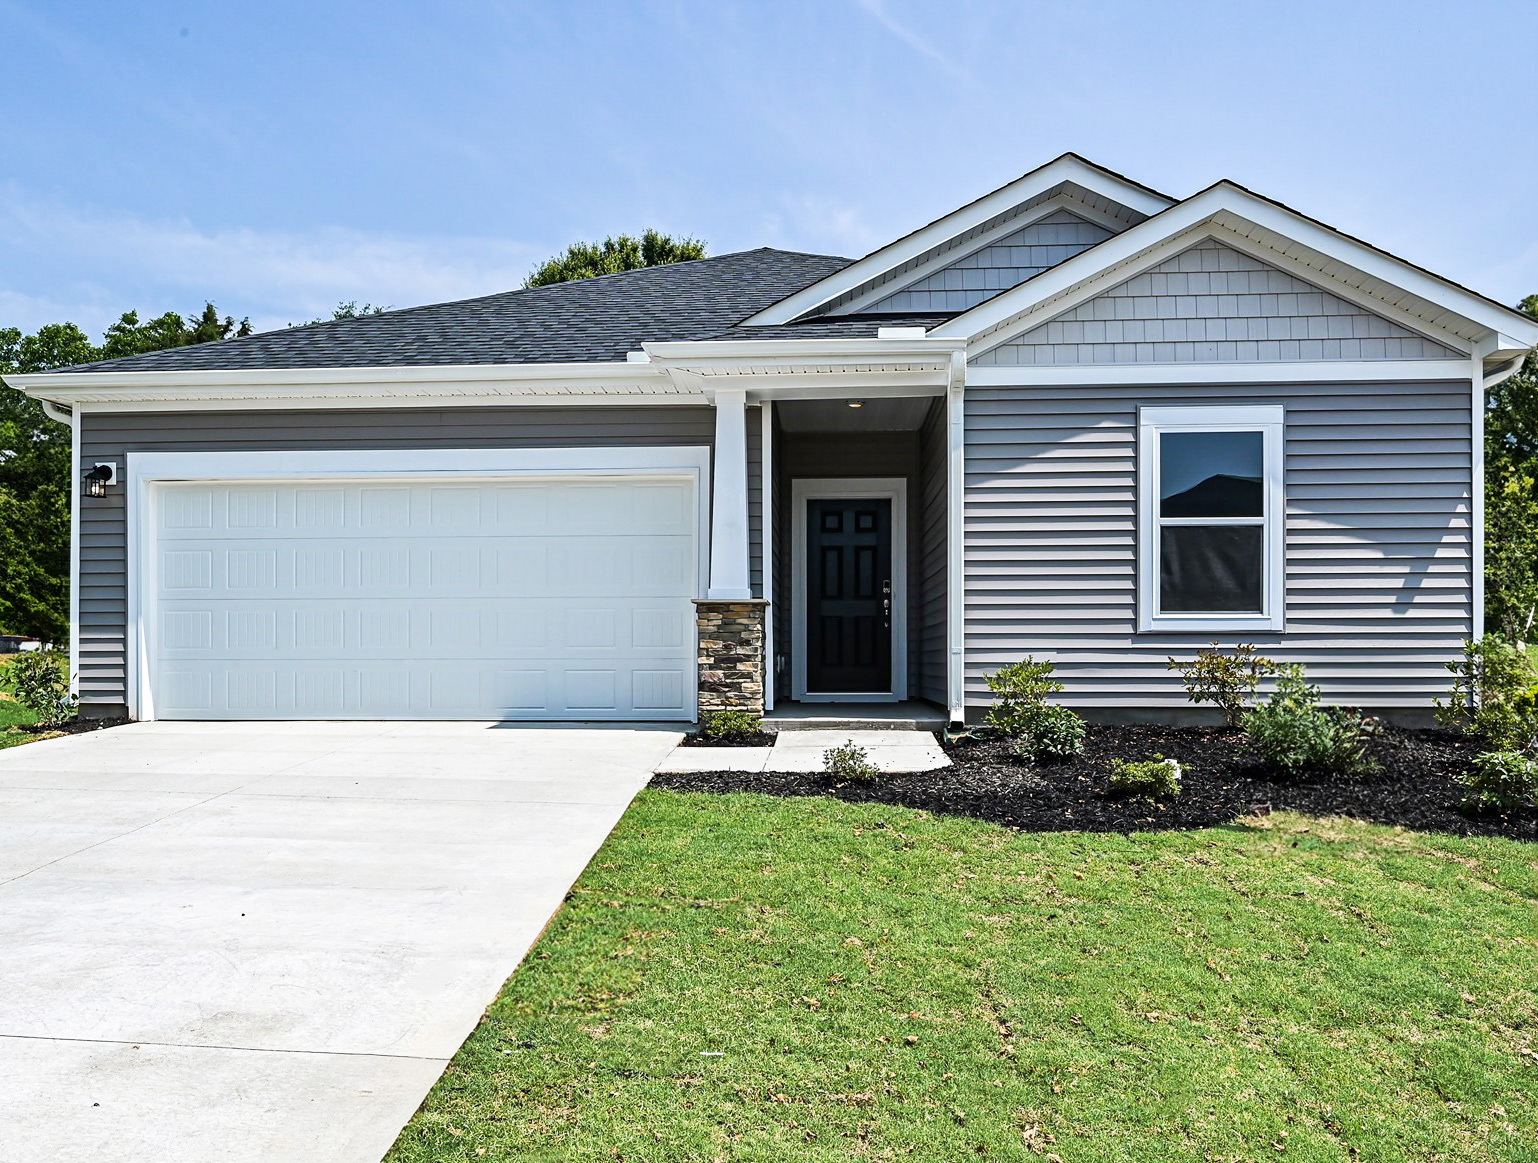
0 720 679 1163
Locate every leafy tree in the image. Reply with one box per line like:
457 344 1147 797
1486 295 1538 642
524 229 705 288
0 304 250 639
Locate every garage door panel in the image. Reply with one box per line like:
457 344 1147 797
151 477 698 720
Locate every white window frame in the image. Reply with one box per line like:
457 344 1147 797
1137 404 1284 634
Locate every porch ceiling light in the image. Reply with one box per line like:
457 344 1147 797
847 399 864 408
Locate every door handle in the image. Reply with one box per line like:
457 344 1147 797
882 579 891 627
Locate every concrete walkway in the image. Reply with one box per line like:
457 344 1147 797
0 720 679 1163
655 728 951 774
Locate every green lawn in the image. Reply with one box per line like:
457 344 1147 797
387 791 1538 1162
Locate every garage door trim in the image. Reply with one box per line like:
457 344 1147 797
125 446 711 721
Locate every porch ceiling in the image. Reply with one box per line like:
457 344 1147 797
774 397 935 432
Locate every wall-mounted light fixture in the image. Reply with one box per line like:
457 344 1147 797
83 462 117 499
846 399 864 409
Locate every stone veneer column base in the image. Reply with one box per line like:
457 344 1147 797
693 598 768 717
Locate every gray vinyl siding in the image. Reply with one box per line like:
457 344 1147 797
978 239 1461 366
917 400 949 703
867 211 1112 314
963 379 1473 710
77 405 721 713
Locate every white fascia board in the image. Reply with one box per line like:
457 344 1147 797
965 359 1476 387
9 360 673 407
932 183 1538 354
739 155 1175 326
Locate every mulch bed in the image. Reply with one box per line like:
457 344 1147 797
651 723 1538 842
678 730 778 748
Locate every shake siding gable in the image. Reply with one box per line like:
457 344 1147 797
868 211 1113 314
962 379 1473 710
977 239 1461 366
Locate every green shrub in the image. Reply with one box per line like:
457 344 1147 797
699 710 763 741
1457 750 1538 814
823 739 878 782
983 657 1063 738
1012 704 1086 762
1108 754 1183 798
1168 642 1274 729
1434 636 1538 751
1244 664 1379 778
8 650 76 729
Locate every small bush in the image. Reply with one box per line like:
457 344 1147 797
984 657 1063 738
1244 664 1379 778
824 739 879 782
1109 754 1183 798
1457 750 1538 815
8 650 76 729
1168 642 1275 729
1434 636 1538 751
1012 704 1087 762
700 710 763 741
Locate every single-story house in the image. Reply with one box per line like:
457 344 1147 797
11 154 1538 725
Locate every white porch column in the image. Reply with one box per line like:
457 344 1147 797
707 387 753 600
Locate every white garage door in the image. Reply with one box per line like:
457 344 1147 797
150 476 698 720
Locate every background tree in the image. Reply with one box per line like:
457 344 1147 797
524 229 705 288
1485 294 1538 642
0 304 250 640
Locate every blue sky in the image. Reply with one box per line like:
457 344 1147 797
2 0 1534 337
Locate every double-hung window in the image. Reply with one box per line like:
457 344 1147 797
1138 405 1284 633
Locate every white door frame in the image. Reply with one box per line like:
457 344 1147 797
125 446 710 722
790 477 908 703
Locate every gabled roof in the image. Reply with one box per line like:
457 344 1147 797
931 179 1538 364
44 248 856 374
739 153 1175 326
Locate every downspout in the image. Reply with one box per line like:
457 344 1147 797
37 399 81 691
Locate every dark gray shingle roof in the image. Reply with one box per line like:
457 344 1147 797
52 248 867 374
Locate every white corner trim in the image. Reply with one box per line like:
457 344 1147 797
123 446 711 722
789 478 909 703
964 360 1476 387
1136 404 1285 634
741 155 1174 326
946 356 966 723
1471 353 1485 640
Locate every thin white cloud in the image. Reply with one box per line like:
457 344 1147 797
0 186 546 336
852 0 968 81
757 193 887 260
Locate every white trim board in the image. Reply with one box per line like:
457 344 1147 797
964 360 1475 387
1136 404 1285 634
789 478 909 703
123 446 711 722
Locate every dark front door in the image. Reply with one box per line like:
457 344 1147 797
806 498 892 693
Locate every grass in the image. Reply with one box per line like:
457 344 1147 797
0 652 68 749
387 791 1538 1162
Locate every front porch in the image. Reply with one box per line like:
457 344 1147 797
662 334 968 725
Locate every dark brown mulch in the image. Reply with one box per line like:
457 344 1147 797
5 715 130 742
650 724 1538 843
678 730 778 748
